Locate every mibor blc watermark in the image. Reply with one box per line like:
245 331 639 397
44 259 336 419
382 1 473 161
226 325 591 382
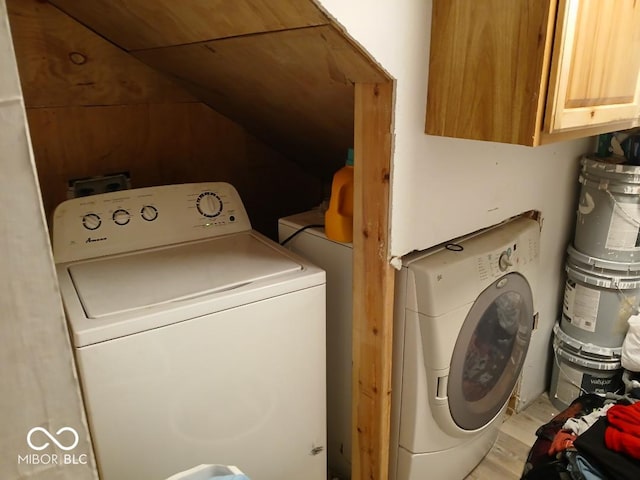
18 426 88 465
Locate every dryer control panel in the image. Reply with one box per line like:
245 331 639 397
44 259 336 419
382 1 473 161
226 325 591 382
53 182 251 263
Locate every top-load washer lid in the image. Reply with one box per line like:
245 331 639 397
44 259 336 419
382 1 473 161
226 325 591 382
68 232 302 319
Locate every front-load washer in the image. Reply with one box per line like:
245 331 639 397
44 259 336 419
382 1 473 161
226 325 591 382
53 182 326 480
389 216 540 480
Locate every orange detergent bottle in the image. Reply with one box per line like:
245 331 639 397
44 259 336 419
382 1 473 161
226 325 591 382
325 148 354 243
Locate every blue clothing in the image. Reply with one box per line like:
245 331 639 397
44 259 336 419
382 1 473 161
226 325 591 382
566 450 606 480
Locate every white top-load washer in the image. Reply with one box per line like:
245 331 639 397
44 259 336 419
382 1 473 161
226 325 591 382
53 182 326 480
390 216 540 480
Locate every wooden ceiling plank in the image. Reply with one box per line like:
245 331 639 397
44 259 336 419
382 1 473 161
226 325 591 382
132 25 386 171
49 0 330 50
25 0 388 176
7 0 196 107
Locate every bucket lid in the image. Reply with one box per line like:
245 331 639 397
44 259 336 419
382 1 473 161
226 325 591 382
579 172 640 195
581 155 640 183
566 247 640 289
553 340 622 370
567 245 640 273
580 155 640 194
553 322 622 359
565 262 640 289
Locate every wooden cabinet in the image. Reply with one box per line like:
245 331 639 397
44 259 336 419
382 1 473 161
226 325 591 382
425 0 640 146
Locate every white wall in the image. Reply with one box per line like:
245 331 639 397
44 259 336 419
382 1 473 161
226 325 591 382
0 2 97 478
319 0 594 406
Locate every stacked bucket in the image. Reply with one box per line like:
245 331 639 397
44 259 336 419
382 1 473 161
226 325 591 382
550 155 640 410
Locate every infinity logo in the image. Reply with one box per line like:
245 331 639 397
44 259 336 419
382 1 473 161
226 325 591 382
27 427 79 451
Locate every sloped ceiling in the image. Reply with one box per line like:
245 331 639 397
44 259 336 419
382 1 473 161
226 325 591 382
49 0 389 178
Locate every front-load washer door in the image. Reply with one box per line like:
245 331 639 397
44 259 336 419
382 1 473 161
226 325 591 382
447 272 533 431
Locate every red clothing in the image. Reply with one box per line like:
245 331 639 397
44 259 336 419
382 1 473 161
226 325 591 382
608 402 640 435
605 426 640 459
548 430 576 456
606 403 640 460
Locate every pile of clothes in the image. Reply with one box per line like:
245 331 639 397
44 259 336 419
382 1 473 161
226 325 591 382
522 372 640 480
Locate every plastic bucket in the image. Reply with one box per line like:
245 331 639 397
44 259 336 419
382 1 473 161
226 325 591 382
549 324 623 411
562 246 639 347
575 156 640 263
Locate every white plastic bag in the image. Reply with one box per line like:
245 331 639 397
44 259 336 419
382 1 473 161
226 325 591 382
164 464 248 480
622 313 640 372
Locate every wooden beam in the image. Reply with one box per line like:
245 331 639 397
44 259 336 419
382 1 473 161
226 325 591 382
352 82 394 480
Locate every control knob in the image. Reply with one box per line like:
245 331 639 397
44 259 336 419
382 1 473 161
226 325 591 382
196 191 223 218
82 213 101 231
112 209 131 226
141 205 158 222
498 251 513 272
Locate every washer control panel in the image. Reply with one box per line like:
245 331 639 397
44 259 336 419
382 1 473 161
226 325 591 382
477 235 538 282
53 182 251 263
477 244 518 281
405 217 540 317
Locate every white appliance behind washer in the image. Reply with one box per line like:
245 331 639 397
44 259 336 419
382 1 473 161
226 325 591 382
390 216 539 480
278 209 354 479
53 182 327 480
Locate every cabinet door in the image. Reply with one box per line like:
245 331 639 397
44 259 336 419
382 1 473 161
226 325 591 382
546 0 640 132
425 0 555 146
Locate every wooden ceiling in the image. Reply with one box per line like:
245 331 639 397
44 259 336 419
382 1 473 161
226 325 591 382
48 0 389 177
49 0 329 50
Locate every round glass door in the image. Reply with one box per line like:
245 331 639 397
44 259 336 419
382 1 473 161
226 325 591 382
448 272 533 430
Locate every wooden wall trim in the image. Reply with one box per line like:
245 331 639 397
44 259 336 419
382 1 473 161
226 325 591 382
352 82 394 480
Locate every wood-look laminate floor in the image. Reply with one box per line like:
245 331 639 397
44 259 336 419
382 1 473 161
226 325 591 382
465 393 559 479
328 393 558 480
